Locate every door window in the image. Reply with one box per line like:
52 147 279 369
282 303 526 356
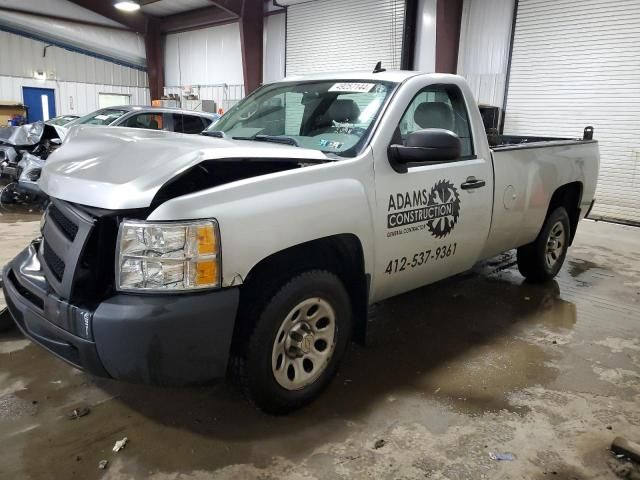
396 85 474 158
181 115 207 134
121 113 164 130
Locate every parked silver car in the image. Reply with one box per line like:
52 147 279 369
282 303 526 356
61 105 219 136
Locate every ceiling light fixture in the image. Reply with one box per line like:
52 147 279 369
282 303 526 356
114 1 141 12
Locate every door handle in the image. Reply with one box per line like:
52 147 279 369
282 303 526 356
461 177 486 190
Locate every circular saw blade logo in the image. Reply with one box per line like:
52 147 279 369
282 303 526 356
427 180 461 238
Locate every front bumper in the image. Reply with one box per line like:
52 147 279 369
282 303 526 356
2 242 240 385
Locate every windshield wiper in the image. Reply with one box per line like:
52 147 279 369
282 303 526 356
231 134 300 147
201 130 225 138
254 135 300 147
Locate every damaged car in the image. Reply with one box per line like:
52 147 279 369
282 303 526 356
0 121 64 207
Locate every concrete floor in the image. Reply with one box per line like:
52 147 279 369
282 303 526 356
1 207 639 480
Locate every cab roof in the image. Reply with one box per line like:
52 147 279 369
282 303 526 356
281 70 420 84
278 70 464 85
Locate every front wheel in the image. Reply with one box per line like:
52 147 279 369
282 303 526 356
232 270 352 414
517 207 571 282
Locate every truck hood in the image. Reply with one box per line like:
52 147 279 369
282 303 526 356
39 126 329 210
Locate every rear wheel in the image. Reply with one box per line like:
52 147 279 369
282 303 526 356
232 270 352 414
517 207 571 282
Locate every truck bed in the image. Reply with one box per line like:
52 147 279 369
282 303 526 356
483 137 599 259
489 134 596 151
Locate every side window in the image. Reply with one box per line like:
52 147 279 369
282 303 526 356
397 85 474 158
122 113 163 130
182 115 207 134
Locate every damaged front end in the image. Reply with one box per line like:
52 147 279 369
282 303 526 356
151 157 320 207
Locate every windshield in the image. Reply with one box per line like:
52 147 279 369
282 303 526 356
207 80 397 157
47 115 79 126
68 108 129 127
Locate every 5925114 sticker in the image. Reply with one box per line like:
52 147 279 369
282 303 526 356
328 83 375 93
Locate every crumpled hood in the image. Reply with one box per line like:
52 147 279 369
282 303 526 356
40 126 328 209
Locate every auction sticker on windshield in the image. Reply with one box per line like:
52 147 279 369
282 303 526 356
329 83 375 93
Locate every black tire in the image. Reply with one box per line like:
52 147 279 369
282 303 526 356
0 307 15 332
232 270 352 414
517 207 571 282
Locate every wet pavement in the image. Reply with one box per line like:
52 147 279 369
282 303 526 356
0 218 639 479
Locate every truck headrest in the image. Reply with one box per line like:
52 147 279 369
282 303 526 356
326 99 361 123
414 102 454 131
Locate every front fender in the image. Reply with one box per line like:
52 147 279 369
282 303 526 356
147 156 376 287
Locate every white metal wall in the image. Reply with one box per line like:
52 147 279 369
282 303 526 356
0 30 148 87
0 76 150 116
0 29 150 116
457 0 515 106
504 0 640 223
286 0 406 75
164 23 244 87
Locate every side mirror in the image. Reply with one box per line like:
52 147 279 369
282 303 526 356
389 128 461 172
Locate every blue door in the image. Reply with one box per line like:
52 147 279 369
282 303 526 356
23 87 56 123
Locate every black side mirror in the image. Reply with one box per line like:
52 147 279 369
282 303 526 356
389 128 461 173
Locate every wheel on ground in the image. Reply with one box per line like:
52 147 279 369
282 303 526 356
233 270 352 414
517 206 571 282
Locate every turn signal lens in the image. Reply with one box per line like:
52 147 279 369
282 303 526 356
197 224 217 255
195 260 218 286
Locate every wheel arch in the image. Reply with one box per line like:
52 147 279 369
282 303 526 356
231 234 370 353
546 181 583 244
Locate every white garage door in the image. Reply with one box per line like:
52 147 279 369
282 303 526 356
504 0 640 223
286 0 405 75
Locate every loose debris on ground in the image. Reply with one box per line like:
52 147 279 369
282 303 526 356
66 406 90 420
113 437 128 452
489 452 515 461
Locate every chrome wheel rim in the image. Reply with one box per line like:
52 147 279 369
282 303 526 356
271 297 337 390
545 221 566 269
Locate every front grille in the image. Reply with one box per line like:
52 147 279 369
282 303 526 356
48 203 79 240
43 241 65 281
8 270 44 310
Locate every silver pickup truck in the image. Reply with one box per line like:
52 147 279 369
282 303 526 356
2 71 599 414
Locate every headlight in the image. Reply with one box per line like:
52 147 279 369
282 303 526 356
116 219 220 292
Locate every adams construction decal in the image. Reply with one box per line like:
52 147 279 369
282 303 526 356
387 180 461 239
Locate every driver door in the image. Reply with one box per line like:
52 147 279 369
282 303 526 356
370 82 493 301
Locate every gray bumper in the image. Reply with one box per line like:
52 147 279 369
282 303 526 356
2 243 240 385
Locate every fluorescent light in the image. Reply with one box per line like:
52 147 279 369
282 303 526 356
114 1 141 12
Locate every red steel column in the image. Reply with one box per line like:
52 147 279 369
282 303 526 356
240 0 264 94
435 0 464 73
